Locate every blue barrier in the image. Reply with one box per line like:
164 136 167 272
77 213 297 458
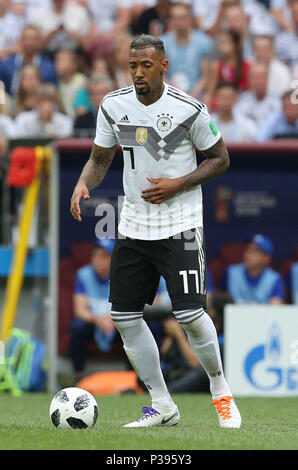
0 246 49 277
56 139 298 265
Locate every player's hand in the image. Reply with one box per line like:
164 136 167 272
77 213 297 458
141 177 182 204
70 181 90 222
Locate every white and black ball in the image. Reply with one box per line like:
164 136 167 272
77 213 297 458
49 387 98 429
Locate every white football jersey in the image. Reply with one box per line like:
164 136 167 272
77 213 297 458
94 83 221 240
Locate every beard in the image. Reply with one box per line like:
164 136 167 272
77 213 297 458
134 82 151 95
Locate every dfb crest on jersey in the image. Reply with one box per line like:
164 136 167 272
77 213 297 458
136 127 148 145
157 116 172 132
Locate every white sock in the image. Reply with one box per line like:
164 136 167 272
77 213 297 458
175 309 232 399
111 312 175 414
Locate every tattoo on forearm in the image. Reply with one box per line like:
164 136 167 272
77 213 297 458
180 138 230 191
79 144 116 190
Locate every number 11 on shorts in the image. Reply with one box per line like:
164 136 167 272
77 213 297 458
179 270 199 294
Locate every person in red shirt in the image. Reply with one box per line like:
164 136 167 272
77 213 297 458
207 29 251 109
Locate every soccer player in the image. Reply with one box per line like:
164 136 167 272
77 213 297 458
70 35 241 429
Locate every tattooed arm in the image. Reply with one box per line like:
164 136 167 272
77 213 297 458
179 137 230 191
141 137 230 204
70 143 117 222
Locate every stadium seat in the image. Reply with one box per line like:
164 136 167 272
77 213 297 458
220 242 247 266
70 242 93 269
58 285 74 355
208 258 225 289
59 257 76 289
58 257 77 354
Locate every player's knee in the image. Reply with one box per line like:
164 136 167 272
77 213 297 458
173 308 209 336
111 312 144 331
173 308 205 325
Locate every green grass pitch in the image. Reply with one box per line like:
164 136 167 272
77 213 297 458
0 393 297 450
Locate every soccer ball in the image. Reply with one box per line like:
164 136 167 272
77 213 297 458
49 387 98 429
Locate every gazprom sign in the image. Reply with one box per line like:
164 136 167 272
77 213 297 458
224 305 298 396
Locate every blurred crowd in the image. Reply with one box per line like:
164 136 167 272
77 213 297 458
0 0 298 155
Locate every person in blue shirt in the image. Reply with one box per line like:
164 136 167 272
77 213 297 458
70 238 116 382
221 234 285 304
160 2 213 97
257 90 298 141
73 76 114 138
0 25 57 96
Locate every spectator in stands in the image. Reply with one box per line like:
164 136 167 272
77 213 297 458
234 62 281 127
236 0 280 36
9 64 41 117
85 0 132 57
74 75 114 137
129 0 155 28
110 34 133 89
54 49 87 118
11 0 50 19
90 57 114 79
193 0 233 35
275 0 298 76
222 4 254 61
194 0 277 40
257 89 298 140
11 0 51 19
70 238 117 382
269 0 294 32
216 30 251 90
31 0 91 56
221 234 285 304
0 0 26 58
253 35 292 98
211 82 257 142
73 57 115 116
132 0 171 36
207 29 251 106
161 2 213 97
0 25 57 96
14 83 73 138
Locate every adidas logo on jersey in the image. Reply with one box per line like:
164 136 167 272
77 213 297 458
120 115 130 123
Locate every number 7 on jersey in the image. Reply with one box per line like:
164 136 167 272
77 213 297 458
123 147 135 170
